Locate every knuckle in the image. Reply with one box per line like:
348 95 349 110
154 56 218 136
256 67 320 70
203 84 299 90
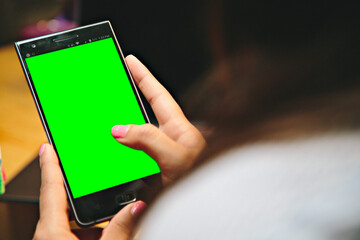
39 158 57 170
129 124 162 154
137 73 153 95
33 223 53 240
33 231 51 240
33 231 43 240
136 124 159 141
180 150 195 169
40 178 63 193
193 131 207 150
114 220 131 233
137 75 147 91
104 219 133 237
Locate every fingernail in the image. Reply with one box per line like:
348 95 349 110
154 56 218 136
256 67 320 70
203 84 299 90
131 201 146 217
39 144 45 156
111 125 130 138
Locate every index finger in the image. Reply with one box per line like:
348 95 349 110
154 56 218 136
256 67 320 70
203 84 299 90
38 144 70 228
125 55 187 126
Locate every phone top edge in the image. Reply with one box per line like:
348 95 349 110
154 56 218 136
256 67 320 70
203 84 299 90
15 20 111 45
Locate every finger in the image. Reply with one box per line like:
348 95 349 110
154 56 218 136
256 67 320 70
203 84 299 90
111 124 192 184
125 55 187 128
101 201 146 240
38 143 69 228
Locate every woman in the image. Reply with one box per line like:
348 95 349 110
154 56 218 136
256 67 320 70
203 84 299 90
34 55 360 240
34 55 207 239
34 1 360 239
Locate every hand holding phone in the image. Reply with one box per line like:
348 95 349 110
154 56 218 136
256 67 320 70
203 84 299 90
16 17 205 228
112 55 206 186
16 22 164 226
36 143 145 240
33 55 206 239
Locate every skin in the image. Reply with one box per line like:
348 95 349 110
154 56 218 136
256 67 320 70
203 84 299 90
33 55 206 240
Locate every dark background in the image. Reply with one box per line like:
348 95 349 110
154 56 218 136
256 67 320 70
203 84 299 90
2 0 360 239
0 1 233 238
0 0 239 104
80 0 212 97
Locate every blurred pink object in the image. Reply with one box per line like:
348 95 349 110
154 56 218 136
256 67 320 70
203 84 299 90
0 146 4 194
2 167 5 182
0 146 4 181
21 15 77 39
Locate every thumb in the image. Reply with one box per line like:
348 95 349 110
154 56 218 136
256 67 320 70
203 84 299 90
101 201 146 240
111 124 187 168
111 124 191 185
38 143 69 227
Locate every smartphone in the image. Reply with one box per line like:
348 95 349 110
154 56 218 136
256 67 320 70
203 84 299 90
15 21 161 226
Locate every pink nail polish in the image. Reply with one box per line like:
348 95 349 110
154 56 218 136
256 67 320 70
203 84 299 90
111 125 130 138
131 201 147 216
39 144 45 156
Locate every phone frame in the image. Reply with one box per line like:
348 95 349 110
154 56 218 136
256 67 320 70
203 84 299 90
14 21 161 227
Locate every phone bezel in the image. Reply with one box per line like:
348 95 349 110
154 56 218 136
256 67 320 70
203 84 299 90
14 21 161 226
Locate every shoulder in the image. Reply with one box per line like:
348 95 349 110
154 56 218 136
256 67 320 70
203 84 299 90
138 132 360 240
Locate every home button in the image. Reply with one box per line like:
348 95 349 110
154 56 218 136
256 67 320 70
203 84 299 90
115 192 137 206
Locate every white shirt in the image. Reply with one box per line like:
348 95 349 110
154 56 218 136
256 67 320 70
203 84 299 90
138 131 360 240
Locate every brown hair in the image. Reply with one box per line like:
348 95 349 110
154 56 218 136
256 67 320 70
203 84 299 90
183 0 360 160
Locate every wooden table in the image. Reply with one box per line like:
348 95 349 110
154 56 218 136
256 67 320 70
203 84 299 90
0 44 47 182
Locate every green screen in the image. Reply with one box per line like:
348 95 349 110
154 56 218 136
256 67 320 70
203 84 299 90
25 38 160 198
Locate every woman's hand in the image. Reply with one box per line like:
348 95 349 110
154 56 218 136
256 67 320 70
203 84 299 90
111 55 206 186
34 144 145 240
34 55 205 239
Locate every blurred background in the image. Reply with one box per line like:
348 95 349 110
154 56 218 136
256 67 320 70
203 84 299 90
0 0 240 238
0 0 232 101
1 0 360 239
